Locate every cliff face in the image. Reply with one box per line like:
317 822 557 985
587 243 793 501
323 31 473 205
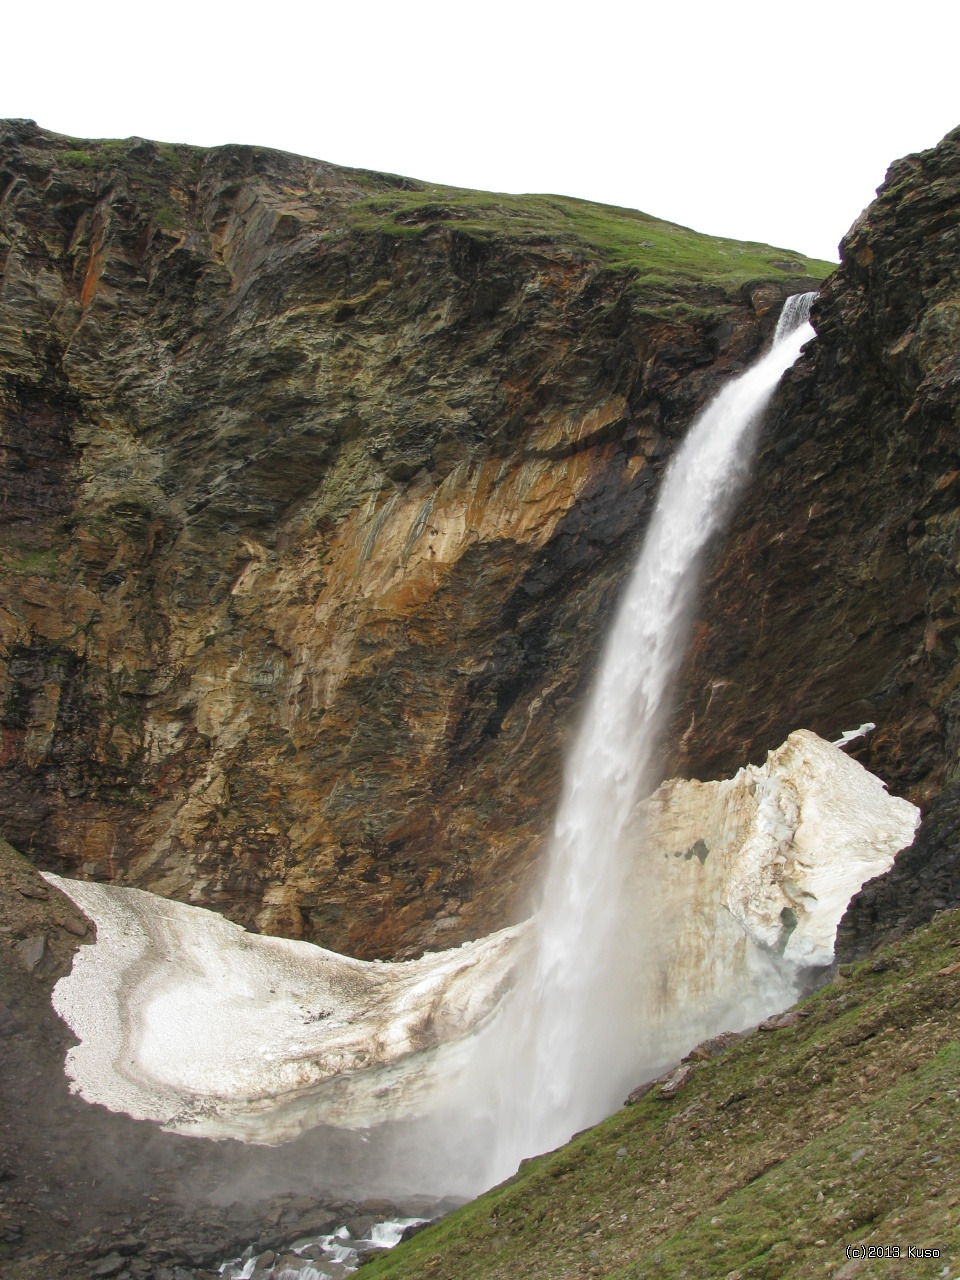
0 121 827 957
671 126 960 817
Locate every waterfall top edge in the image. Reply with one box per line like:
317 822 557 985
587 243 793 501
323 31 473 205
775 291 818 342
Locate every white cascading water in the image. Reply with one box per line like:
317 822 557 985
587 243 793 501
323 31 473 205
474 293 818 1183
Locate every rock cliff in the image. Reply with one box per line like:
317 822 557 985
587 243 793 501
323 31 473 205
0 120 827 957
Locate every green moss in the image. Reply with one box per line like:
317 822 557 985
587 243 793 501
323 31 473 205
49 132 829 306
56 139 130 173
345 186 834 299
60 149 99 169
155 141 195 172
153 205 181 231
1 546 61 577
636 1045 960 1279
56 136 202 185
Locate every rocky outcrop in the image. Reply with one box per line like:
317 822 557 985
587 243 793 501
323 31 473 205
671 125 960 814
0 120 826 957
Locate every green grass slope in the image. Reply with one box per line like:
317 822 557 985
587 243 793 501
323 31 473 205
345 186 834 297
364 910 960 1280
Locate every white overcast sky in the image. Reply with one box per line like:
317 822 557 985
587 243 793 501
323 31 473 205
4 0 959 263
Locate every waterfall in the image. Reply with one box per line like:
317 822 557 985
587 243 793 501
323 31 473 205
46 289 921 1208
475 293 817 1183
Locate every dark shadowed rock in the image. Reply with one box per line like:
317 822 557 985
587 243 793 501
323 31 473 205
90 1254 126 1278
398 1220 431 1243
836 779 960 960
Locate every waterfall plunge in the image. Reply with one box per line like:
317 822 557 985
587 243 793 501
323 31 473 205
471 295 818 1184
50 293 914 1204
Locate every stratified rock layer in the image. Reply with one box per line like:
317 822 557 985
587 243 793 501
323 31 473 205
671 125 960 815
0 121 825 956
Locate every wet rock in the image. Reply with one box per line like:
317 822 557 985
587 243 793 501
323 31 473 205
319 1264 352 1280
0 122 819 962
398 1220 431 1243
272 1253 308 1273
15 933 45 971
113 1236 144 1256
670 125 960 831
343 1214 376 1238
289 1213 339 1237
355 1244 389 1264
181 1240 228 1266
837 779 960 960
682 1030 743 1061
656 1062 698 1099
293 1242 326 1259
419 1195 466 1216
625 1078 661 1105
90 1253 127 1277
358 1197 402 1215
